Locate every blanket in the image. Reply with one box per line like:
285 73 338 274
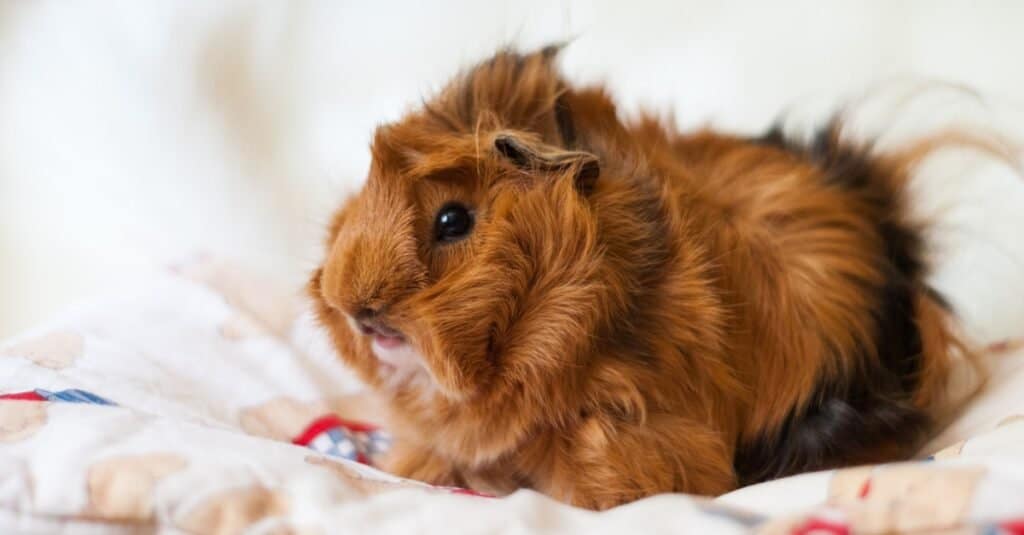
2 256 1022 534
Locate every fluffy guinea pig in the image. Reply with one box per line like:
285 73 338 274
308 45 973 510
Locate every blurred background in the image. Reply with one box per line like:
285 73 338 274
1 1 1023 341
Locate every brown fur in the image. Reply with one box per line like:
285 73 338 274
308 47 971 509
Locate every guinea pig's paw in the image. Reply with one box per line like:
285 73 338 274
381 443 462 487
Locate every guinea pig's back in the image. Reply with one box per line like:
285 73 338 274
650 122 962 485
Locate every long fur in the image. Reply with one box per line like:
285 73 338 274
308 47 973 509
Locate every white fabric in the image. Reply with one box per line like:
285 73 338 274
1 256 1023 534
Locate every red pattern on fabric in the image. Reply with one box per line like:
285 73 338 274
448 487 494 498
987 338 1024 355
857 479 871 498
0 391 46 401
1000 519 1024 535
292 414 347 446
291 414 382 446
791 517 850 535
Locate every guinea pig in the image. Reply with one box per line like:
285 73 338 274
308 45 976 510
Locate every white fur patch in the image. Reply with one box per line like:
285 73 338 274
345 316 438 397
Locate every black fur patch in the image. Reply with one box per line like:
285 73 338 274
734 122 940 485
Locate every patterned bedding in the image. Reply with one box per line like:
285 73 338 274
1 256 1022 534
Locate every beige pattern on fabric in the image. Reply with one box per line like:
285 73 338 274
829 464 986 533
178 485 288 535
239 397 328 441
304 455 419 496
175 256 301 339
996 414 1024 427
931 440 968 460
219 314 267 340
239 394 386 441
0 401 47 442
828 465 874 502
86 453 188 521
1 330 84 369
325 393 387 425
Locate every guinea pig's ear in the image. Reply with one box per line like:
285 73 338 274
493 132 600 195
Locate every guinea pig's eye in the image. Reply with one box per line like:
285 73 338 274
434 202 474 243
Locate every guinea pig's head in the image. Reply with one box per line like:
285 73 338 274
309 48 624 407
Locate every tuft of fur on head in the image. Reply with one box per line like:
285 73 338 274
309 45 1012 508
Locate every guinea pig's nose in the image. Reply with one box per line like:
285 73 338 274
353 307 378 328
352 307 405 342
353 306 389 331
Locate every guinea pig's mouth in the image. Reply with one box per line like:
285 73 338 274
356 319 406 350
353 317 429 384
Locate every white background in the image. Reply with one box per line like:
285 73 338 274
1 1 1023 340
